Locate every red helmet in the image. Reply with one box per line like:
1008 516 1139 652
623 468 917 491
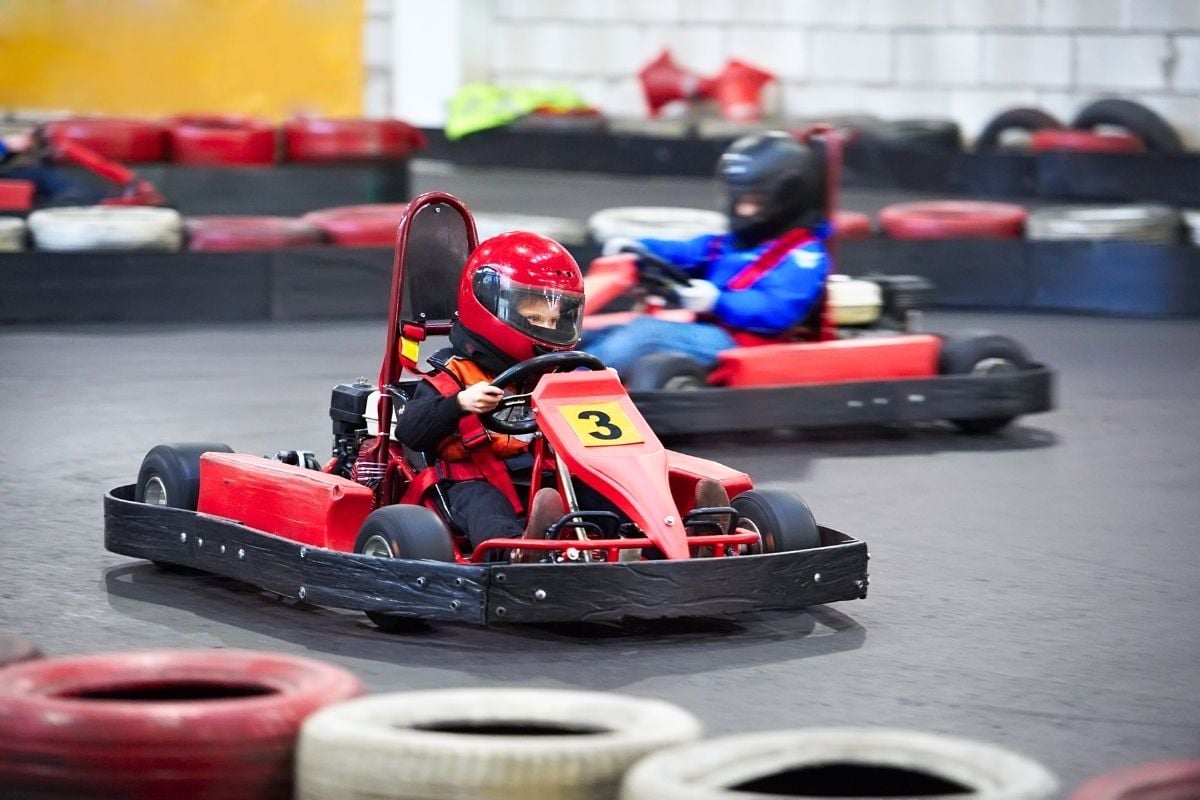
457 231 585 366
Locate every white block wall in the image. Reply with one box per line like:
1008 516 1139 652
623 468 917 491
376 0 1200 145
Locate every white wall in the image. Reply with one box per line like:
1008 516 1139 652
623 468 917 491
371 0 1200 145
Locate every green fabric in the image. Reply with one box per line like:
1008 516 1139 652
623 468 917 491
445 84 592 140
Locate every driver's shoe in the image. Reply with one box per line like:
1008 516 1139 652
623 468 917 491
690 478 731 535
513 488 565 563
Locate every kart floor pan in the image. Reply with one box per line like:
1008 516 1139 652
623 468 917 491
105 485 869 626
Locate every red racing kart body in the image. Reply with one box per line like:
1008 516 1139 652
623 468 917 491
580 128 1053 437
104 192 868 627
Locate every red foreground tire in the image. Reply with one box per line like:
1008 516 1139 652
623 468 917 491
0 634 41 668
283 118 426 162
167 115 278 165
1030 129 1145 154
833 210 872 239
44 118 167 163
0 648 364 800
880 200 1027 239
1071 760 1200 800
185 216 326 251
301 203 409 246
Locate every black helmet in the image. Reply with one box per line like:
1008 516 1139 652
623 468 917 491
717 131 825 246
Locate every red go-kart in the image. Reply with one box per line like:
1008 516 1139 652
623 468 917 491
104 192 868 628
580 128 1053 437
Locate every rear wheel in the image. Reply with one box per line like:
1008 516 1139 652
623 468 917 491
939 333 1029 434
732 489 821 554
354 505 454 632
625 352 710 391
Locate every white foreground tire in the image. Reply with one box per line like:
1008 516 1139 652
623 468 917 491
0 217 26 251
296 687 703 800
474 212 589 246
621 728 1058 800
588 206 727 244
28 206 183 251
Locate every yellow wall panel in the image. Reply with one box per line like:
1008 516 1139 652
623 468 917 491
0 0 364 119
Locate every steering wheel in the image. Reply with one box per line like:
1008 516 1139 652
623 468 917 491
482 351 608 435
617 243 695 290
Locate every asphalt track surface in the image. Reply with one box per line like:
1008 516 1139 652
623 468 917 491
1 310 1197 792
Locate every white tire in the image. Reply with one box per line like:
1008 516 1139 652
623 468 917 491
0 217 26 252
28 206 183 252
296 688 703 800
621 728 1057 800
474 212 589 246
1025 204 1181 244
827 275 883 326
588 206 727 245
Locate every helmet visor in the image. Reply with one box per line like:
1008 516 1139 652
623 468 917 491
473 270 584 347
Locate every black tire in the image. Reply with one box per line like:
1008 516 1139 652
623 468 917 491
939 333 1030 434
625 352 710 391
134 442 233 510
860 118 963 152
1071 98 1184 153
732 489 822 554
354 505 454 632
975 107 1064 150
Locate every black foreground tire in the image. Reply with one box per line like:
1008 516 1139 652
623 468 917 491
732 489 822 554
939 333 1031 434
625 352 710 391
134 442 233 510
620 728 1058 800
354 505 455 632
975 107 1064 150
1071 98 1184 153
296 687 703 800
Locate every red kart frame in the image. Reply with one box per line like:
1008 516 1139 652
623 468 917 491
104 191 869 627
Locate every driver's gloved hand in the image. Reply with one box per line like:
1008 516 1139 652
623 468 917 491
675 279 721 312
601 236 642 257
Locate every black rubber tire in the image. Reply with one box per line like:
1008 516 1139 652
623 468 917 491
975 107 1064 150
625 352 710 391
354 505 454 632
134 442 233 510
860 118 963 152
732 489 821 554
1071 98 1184 153
938 333 1031 434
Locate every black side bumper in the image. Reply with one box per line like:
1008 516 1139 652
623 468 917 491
104 485 869 626
630 365 1053 436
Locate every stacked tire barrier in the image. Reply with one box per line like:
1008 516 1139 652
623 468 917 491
27 207 184 251
1184 210 1200 246
295 688 704 800
1026 205 1182 244
879 201 1027 240
184 215 326 251
0 648 364 800
0 216 26 252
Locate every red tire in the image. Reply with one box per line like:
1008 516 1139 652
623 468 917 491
1071 760 1200 800
185 216 326 251
879 200 1027 239
0 648 364 800
167 115 278 165
0 634 41 668
1030 129 1145 154
0 179 35 212
301 203 409 246
43 117 167 163
283 118 426 162
833 210 872 239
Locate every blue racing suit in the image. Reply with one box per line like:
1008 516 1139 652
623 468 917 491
582 225 831 375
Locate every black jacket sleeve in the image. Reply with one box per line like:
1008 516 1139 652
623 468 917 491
393 379 466 454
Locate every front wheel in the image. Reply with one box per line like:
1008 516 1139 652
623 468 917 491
354 505 454 633
135 442 233 510
939 333 1030 434
625 352 710 391
732 489 822 554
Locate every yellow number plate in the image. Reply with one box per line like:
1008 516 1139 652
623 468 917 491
559 401 644 447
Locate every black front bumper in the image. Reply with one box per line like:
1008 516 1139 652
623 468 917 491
630 365 1053 436
104 485 868 626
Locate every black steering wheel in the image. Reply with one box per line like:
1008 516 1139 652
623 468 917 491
482 351 608 435
617 243 695 290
